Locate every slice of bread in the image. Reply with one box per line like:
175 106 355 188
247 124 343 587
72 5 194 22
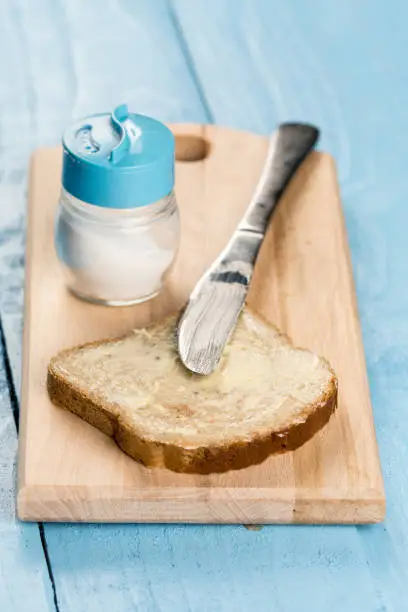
47 309 337 474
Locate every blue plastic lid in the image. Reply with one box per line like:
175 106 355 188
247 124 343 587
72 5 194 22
62 104 175 208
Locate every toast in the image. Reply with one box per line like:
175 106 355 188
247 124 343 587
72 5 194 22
47 309 337 474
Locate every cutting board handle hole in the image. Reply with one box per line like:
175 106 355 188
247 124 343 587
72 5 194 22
175 135 211 162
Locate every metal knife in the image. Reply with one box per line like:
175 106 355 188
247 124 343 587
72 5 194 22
177 122 319 375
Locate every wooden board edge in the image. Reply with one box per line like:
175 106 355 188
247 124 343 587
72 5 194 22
17 483 386 524
17 151 40 500
328 154 386 501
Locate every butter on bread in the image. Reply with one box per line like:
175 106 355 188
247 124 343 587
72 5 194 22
47 308 337 474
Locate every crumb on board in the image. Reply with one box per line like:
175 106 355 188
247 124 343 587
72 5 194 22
243 524 264 531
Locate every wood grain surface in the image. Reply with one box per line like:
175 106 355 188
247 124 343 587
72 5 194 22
18 124 384 524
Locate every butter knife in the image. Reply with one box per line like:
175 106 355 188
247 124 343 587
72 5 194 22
177 122 319 375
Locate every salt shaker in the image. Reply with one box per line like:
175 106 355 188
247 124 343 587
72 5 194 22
55 104 180 306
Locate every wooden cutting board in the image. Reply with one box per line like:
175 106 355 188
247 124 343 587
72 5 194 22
17 124 385 524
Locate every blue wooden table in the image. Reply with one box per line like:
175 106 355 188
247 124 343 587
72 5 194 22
0 1 407 610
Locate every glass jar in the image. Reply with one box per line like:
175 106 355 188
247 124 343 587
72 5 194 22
56 104 179 305
55 188 179 306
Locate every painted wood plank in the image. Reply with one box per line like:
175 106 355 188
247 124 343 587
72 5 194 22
45 523 384 612
170 0 408 608
0 336 54 611
0 2 60 610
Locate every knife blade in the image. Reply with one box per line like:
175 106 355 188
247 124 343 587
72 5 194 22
177 122 319 375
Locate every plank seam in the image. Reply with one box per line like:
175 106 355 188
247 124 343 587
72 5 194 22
167 0 215 123
0 319 19 430
39 523 61 612
0 317 61 612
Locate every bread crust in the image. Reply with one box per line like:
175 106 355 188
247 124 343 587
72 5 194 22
47 310 338 474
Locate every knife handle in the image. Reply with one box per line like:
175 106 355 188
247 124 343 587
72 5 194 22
238 123 319 237
211 123 319 280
